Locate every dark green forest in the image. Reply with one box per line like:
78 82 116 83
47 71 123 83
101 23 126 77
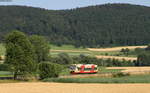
1 4 150 47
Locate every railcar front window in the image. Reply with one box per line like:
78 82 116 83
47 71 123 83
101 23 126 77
77 67 81 70
70 66 76 70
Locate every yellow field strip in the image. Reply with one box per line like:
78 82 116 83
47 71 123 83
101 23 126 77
87 46 147 52
96 55 137 61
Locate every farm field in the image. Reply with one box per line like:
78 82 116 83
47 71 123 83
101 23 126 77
0 44 147 60
50 45 147 60
107 67 150 75
96 55 137 61
0 82 150 93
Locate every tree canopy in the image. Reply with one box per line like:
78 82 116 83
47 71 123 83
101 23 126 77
29 35 50 63
5 31 36 80
1 4 150 47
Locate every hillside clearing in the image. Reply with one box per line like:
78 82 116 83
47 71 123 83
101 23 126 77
0 83 150 93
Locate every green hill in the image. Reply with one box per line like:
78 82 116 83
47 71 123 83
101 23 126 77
0 4 150 47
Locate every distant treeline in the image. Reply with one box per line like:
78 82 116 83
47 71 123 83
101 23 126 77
1 4 150 47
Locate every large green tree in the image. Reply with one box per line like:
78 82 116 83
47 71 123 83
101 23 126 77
5 31 36 80
29 35 50 63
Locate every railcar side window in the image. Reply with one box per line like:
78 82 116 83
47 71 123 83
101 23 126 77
77 67 81 70
84 68 92 71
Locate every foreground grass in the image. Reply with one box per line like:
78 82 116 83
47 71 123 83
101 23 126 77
0 80 20 83
43 74 150 83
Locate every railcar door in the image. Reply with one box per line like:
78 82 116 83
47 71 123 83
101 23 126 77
80 65 85 73
91 65 95 73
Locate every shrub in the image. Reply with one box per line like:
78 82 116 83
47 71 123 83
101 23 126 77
38 62 63 79
137 52 150 66
112 72 130 77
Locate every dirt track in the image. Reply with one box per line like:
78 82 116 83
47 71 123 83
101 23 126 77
0 83 150 93
88 46 147 52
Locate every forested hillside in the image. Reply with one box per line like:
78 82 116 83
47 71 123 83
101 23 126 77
1 4 150 47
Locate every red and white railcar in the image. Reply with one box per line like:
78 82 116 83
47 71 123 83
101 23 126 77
70 64 98 74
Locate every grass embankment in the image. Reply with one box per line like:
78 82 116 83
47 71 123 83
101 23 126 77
0 71 13 77
43 74 150 83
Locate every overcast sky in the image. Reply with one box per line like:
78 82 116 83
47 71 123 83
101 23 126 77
0 0 150 10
